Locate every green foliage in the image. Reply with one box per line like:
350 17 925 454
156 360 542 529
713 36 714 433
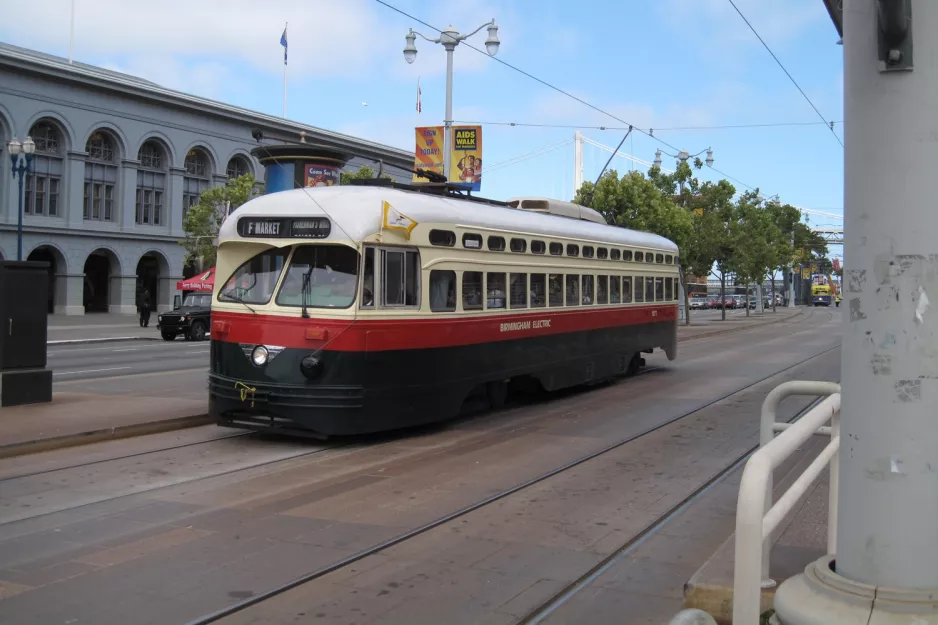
730 192 783 315
575 169 693 256
181 173 257 268
340 165 392 185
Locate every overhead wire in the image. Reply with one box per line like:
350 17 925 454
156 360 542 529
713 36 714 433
454 120 844 132
726 0 844 147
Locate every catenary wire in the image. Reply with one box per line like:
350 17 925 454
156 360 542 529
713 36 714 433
726 0 844 147
455 119 844 132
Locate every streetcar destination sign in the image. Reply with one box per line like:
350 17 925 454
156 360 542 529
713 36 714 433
237 217 331 239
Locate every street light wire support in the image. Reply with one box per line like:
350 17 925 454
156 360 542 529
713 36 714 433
726 0 844 148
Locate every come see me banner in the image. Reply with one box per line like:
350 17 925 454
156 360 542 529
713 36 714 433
413 125 482 192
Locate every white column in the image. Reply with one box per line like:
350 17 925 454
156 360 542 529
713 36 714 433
574 130 584 193
775 1 938 622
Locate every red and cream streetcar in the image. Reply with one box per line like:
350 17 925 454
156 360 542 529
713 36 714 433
209 180 680 437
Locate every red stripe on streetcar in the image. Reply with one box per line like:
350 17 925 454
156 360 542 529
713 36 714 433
211 304 677 352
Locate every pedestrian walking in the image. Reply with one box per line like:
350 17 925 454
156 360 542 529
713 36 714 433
140 289 151 327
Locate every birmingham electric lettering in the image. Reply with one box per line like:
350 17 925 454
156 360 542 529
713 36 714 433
500 319 551 333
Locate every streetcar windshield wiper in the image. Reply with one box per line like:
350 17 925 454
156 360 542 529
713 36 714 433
301 268 313 319
219 289 257 315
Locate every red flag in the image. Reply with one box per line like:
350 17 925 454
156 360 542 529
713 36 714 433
416 77 422 114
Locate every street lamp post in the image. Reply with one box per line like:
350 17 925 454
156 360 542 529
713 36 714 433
7 136 36 261
653 147 714 195
403 20 500 182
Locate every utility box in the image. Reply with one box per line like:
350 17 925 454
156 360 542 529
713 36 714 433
0 261 53 407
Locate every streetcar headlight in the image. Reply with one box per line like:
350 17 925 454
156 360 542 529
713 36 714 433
300 355 324 380
251 345 269 366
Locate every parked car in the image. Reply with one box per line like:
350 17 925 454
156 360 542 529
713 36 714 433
689 296 710 310
157 292 212 341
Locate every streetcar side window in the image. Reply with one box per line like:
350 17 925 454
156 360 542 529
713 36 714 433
656 253 664 264
610 276 621 304
598 247 608 260
531 274 547 308
567 244 580 257
597 275 608 304
487 272 507 309
623 250 633 262
566 275 580 306
655 277 664 301
635 252 644 262
510 273 528 308
531 240 546 255
430 270 456 312
674 278 680 301
463 271 483 310
549 242 563 256
622 276 633 303
582 275 594 305
634 275 644 302
429 230 456 247
510 238 527 253
276 245 359 309
488 236 506 252
666 255 673 264
583 246 594 259
646 277 655 302
611 249 621 261
665 277 673 301
549 274 564 307
463 233 483 249
361 247 375 308
380 248 419 307
218 247 288 305
646 254 654 264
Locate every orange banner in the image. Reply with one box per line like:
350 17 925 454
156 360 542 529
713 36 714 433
413 126 444 182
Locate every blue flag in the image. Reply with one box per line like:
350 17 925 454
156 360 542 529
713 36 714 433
280 24 288 65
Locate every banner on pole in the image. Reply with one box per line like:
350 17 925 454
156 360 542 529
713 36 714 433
413 126 444 182
449 125 482 192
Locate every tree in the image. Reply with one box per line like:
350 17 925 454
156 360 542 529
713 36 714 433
730 192 782 317
766 202 801 311
340 165 391 185
181 173 257 268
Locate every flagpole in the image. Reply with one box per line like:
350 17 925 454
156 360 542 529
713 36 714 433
282 21 288 119
68 0 75 64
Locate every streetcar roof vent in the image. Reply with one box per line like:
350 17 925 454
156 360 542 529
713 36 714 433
506 197 607 225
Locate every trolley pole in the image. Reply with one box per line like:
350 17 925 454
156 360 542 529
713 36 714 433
774 1 938 622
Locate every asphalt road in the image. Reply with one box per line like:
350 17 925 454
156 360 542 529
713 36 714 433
47 338 210 399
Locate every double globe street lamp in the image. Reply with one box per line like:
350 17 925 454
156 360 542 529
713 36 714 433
403 20 500 182
7 136 36 261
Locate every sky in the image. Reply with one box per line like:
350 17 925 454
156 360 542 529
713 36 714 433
0 0 844 255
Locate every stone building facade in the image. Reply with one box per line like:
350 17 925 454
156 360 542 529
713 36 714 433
0 43 412 314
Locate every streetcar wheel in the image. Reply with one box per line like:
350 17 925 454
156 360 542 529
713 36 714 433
189 321 207 341
627 353 643 376
486 380 508 409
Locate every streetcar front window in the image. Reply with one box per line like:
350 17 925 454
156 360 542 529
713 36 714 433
276 244 359 309
218 247 288 305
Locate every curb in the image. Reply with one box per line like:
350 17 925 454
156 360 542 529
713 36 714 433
678 310 804 343
0 413 213 460
47 336 162 345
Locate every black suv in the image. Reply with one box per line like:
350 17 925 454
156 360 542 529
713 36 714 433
157 292 212 341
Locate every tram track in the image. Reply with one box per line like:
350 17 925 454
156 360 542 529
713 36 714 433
515 391 834 623
181 342 840 625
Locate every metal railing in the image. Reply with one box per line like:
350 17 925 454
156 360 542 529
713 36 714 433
732 381 841 625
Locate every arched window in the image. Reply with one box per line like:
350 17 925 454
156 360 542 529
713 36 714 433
84 130 118 221
25 122 64 217
183 148 211 217
136 141 166 226
226 156 249 179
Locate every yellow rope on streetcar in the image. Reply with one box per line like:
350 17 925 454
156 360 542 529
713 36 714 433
234 381 257 408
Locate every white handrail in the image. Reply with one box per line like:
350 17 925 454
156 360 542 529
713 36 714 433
733 392 841 625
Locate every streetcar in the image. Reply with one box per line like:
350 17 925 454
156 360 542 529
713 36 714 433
208 180 680 437
811 283 832 306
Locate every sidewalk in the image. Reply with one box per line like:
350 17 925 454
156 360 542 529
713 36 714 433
0 392 209 459
48 312 162 344
4 307 805 459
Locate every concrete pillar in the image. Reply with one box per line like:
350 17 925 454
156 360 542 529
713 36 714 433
110 275 137 315
168 167 185 238
774 1 938 622
120 160 138 231
56 273 85 315
65 152 86 229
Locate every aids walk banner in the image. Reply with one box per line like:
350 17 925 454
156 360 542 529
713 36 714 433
413 126 444 182
449 125 482 192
